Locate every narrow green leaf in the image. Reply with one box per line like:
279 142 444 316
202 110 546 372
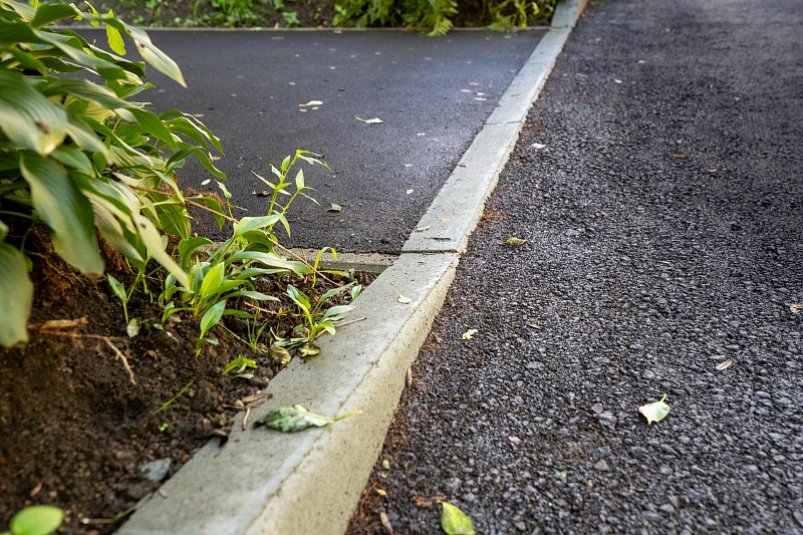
21 153 103 274
258 405 362 433
132 213 189 288
9 505 63 535
125 25 186 87
233 215 284 236
107 274 126 302
199 299 226 339
440 502 475 535
0 243 33 347
178 236 212 269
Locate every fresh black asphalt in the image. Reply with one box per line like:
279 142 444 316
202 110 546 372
87 28 545 253
349 0 803 533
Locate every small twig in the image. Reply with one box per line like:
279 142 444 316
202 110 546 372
102 337 137 385
44 331 136 385
242 406 252 431
336 316 368 329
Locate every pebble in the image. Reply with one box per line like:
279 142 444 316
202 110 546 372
138 458 171 482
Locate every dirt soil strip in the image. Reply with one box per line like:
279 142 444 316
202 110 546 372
348 0 803 533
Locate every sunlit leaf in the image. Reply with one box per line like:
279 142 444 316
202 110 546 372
258 405 362 432
462 329 478 340
328 203 342 213
355 116 384 125
9 505 64 535
440 502 475 535
639 394 671 425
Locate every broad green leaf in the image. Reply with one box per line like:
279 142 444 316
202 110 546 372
639 394 671 425
30 3 78 27
440 502 475 535
50 145 94 176
1 0 36 21
0 69 67 155
0 243 33 347
258 405 362 433
9 505 63 535
178 236 212 269
105 9 126 55
233 215 284 236
130 108 176 147
199 261 225 299
227 251 310 275
21 153 103 274
321 304 353 321
199 299 226 339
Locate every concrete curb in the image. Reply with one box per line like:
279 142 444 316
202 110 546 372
119 1 587 533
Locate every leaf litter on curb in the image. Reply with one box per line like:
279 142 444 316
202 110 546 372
440 501 476 535
639 394 671 425
396 290 412 304
257 405 362 432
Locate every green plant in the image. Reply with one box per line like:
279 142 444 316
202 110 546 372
0 0 225 347
2 505 63 535
222 355 258 377
282 282 356 355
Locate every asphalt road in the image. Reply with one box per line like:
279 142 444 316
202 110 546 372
349 0 803 532
79 28 545 253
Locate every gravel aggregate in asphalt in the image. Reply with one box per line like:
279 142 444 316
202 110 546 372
349 0 803 532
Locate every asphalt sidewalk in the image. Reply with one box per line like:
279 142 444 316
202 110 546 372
349 0 803 533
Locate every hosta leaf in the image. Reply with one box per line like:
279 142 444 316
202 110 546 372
123 24 186 87
0 69 67 155
9 505 63 535
199 261 225 299
440 502 475 535
258 405 362 433
639 394 671 425
21 153 103 274
0 242 33 347
30 3 79 27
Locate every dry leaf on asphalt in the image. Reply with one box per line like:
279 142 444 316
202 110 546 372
396 290 412 304
505 237 527 246
790 303 802 314
716 358 734 371
327 203 342 213
440 501 476 535
355 116 384 124
462 329 478 341
638 394 671 425
298 100 323 107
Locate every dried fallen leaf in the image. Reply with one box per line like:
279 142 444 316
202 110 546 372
505 237 527 246
356 116 384 125
382 459 391 470
530 143 547 150
790 303 802 314
328 203 342 212
380 511 393 534
396 290 412 304
257 405 362 432
440 502 476 535
376 488 387 497
672 151 689 160
716 358 733 371
406 188 414 194
638 394 671 425
299 100 323 107
413 495 433 508
462 329 478 341
508 435 521 444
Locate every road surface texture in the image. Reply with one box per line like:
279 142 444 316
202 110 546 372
84 29 545 252
349 0 803 533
